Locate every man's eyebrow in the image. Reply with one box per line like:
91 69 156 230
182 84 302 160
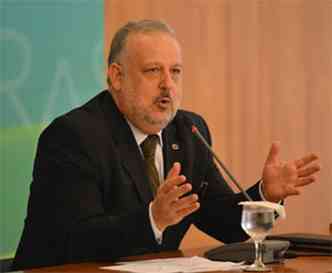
142 62 161 68
172 63 183 69
143 62 183 67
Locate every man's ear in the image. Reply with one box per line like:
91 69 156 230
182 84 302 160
107 63 122 91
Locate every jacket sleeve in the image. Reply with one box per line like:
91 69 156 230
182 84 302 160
27 117 160 264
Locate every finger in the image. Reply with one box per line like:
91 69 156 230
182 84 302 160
158 175 186 194
295 153 319 169
172 194 199 211
265 141 280 165
175 202 200 219
159 162 183 193
295 175 317 187
298 164 321 177
167 183 193 201
166 162 181 179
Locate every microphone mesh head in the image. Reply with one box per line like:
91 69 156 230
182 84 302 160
191 125 198 134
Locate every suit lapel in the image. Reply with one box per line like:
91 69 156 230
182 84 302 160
117 137 154 204
101 92 154 204
162 115 194 182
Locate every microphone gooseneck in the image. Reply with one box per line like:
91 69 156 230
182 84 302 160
191 125 253 201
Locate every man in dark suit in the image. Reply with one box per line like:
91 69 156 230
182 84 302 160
13 20 320 270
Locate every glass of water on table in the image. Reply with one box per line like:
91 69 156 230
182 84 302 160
240 201 285 272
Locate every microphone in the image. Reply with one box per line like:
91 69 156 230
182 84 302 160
191 125 253 201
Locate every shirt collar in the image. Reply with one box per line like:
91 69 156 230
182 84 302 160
126 120 163 147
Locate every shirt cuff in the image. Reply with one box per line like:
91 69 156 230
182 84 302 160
259 180 267 201
149 202 163 244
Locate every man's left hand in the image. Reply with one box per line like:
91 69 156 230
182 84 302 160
262 142 320 202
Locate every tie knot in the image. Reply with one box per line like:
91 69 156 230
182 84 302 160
141 135 159 160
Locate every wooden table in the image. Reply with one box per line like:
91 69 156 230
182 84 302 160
22 247 331 273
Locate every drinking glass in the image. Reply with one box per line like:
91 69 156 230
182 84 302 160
241 204 275 271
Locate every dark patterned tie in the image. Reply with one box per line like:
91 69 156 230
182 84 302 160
141 135 160 196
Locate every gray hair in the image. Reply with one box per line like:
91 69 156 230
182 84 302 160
107 19 176 66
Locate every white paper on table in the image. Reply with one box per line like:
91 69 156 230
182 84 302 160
100 256 245 272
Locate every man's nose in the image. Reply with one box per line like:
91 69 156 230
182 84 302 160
159 70 175 90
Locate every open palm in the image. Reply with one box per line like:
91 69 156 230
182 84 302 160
262 142 320 202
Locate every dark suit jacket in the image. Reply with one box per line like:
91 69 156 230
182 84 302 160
13 90 261 270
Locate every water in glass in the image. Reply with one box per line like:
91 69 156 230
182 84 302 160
241 204 275 271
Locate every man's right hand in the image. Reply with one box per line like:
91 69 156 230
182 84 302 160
151 162 200 232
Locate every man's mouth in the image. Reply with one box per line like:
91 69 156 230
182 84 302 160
156 97 172 108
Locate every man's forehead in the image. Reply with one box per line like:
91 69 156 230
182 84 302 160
127 31 178 44
125 32 182 58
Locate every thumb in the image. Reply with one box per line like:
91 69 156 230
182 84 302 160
265 141 281 165
166 162 181 179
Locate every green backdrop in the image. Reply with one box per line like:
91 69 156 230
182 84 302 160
0 0 104 257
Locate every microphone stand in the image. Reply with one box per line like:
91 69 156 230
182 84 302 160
191 125 253 202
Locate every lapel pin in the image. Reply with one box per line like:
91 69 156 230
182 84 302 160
171 144 180 150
